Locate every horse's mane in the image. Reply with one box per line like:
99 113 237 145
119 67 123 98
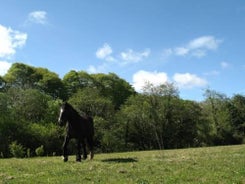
65 102 84 119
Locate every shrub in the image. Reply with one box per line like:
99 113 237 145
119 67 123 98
26 148 31 158
9 141 25 158
35 145 44 156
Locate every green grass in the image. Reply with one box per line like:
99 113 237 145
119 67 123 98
0 145 244 184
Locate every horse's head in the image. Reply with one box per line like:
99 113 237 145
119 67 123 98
58 102 69 126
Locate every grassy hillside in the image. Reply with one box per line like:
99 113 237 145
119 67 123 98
0 145 244 184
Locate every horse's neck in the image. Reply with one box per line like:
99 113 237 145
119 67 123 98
68 109 82 123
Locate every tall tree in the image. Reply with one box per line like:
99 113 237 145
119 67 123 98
92 73 135 109
4 63 40 89
118 94 154 150
7 88 51 123
203 89 233 145
35 67 65 99
228 94 245 143
3 63 65 99
68 87 114 118
143 82 179 149
118 82 181 150
170 99 202 148
63 70 95 97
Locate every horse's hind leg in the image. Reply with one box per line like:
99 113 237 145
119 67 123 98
87 136 94 160
76 139 82 162
81 139 87 160
63 136 70 162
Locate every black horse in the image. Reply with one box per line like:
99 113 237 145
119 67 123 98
58 102 94 162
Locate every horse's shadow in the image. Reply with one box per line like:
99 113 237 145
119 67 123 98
101 157 138 163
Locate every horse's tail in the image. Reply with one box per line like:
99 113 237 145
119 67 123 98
88 116 94 160
88 116 94 137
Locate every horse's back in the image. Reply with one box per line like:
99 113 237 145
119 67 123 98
84 116 94 137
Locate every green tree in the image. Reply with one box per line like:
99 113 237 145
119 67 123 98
0 92 12 156
8 88 51 123
63 70 95 97
35 67 66 99
142 82 179 149
117 82 178 150
4 63 41 89
92 73 135 109
63 71 135 109
228 94 245 143
44 99 63 123
203 89 233 145
169 99 202 148
118 94 154 150
118 82 203 150
68 88 114 118
3 63 65 99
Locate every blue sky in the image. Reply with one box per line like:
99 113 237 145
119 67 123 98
1 0 245 101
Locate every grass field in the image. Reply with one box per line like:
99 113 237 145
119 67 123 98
0 145 244 184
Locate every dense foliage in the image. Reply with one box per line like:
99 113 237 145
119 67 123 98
0 63 244 157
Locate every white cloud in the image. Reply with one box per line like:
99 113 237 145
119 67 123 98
87 63 108 74
132 70 168 92
0 24 27 58
87 65 98 73
96 43 115 62
164 36 222 58
173 73 207 89
121 49 150 63
28 11 47 24
132 70 208 92
174 47 189 56
188 36 221 50
95 44 150 65
0 61 12 76
221 62 229 69
96 43 112 59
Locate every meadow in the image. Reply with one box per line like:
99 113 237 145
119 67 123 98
0 145 244 184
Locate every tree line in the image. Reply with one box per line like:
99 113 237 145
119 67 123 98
0 63 244 157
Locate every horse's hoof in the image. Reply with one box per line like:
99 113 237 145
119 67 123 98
63 156 68 162
76 155 81 162
90 152 94 160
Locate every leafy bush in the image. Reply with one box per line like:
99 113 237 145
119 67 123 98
9 141 25 158
27 148 31 158
35 145 44 156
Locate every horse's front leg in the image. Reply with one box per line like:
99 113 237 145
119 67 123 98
76 139 82 162
63 136 70 162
